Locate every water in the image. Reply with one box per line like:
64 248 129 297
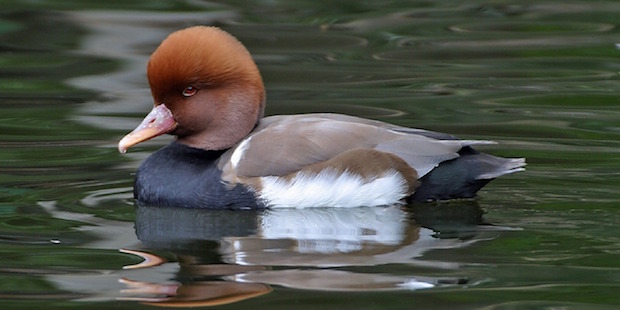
1 1 620 309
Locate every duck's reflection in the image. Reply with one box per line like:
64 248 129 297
221 206 474 269
120 202 488 306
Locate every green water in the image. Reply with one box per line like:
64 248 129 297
1 1 619 309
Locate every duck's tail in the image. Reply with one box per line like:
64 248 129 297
409 146 526 202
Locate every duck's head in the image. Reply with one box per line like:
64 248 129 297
118 26 265 153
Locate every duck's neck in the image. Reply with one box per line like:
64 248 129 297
169 140 228 160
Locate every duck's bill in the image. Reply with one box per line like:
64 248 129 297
118 104 178 153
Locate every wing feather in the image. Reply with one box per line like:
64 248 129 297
221 114 492 179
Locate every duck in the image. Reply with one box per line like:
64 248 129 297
118 26 525 209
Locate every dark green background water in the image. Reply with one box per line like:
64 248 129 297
1 1 619 309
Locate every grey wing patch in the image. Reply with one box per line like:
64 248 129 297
221 114 494 180
375 137 498 177
229 119 375 177
294 113 459 140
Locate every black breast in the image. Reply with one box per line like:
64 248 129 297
134 142 264 209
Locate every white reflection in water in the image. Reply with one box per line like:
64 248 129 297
222 206 475 270
260 207 406 252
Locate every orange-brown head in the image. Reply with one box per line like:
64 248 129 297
118 26 266 153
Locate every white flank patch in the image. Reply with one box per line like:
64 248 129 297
259 169 408 208
230 137 251 168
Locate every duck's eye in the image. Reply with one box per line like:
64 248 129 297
182 86 197 97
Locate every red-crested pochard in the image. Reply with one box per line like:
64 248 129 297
118 26 525 209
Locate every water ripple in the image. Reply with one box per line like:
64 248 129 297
448 22 615 34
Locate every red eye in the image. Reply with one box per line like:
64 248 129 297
182 86 197 97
